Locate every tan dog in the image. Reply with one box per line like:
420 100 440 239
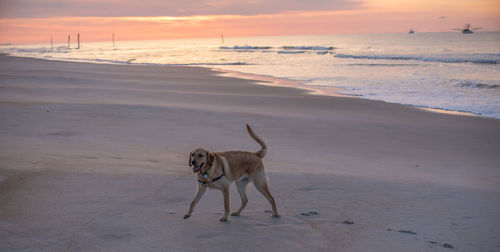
184 124 279 222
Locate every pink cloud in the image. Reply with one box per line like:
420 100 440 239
0 0 361 18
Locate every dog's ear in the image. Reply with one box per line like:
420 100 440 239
206 151 215 166
188 152 193 167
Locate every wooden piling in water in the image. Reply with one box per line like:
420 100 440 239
77 33 80 49
112 33 115 46
50 36 53 50
68 34 70 48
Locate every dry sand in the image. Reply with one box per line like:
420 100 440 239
1 54 499 251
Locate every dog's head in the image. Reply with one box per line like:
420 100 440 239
188 148 215 173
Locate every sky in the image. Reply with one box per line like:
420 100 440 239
0 0 499 44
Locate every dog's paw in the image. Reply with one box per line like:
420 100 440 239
231 212 240 216
219 216 228 222
183 214 191 219
272 213 280 218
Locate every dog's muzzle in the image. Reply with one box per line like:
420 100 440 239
192 162 204 173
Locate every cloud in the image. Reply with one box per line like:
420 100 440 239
0 0 362 18
438 16 448 19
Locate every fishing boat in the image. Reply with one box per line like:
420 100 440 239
454 24 481 34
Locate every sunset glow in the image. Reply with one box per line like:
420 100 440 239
0 0 499 44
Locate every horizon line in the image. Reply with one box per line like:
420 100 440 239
3 30 500 46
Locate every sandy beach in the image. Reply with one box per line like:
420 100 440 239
1 54 499 251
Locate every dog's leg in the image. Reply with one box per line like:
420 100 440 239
251 172 279 217
232 177 250 216
184 184 206 219
220 186 230 222
255 183 279 217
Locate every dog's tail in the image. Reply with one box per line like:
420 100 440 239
246 124 267 158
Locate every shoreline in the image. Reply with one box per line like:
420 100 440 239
1 53 488 119
1 54 500 251
213 67 481 118
213 68 351 97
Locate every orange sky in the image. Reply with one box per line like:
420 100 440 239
0 0 499 44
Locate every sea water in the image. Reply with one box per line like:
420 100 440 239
2 32 499 118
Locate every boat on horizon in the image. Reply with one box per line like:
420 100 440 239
454 23 481 34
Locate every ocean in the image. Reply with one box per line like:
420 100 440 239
2 32 499 118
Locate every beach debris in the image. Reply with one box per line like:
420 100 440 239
398 230 417 235
343 220 354 225
427 241 439 245
387 228 392 231
299 211 319 216
169 210 175 214
443 243 454 249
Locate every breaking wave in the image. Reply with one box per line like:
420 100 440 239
453 80 500 89
220 45 335 55
335 53 500 64
281 46 335 50
277 51 306 54
219 46 272 50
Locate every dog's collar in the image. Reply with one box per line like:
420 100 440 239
197 159 225 184
199 164 210 178
197 170 225 184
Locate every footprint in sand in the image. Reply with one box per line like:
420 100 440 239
427 241 454 249
398 230 417 235
299 211 319 216
388 229 454 249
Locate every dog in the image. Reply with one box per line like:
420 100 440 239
184 124 279 222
